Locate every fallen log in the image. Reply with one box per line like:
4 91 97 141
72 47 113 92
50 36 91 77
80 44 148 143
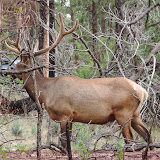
27 142 66 157
101 142 160 152
0 94 37 115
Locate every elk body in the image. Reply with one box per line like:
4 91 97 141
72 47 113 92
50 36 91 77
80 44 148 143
5 13 152 151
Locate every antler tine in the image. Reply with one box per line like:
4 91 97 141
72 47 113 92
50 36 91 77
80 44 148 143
5 30 22 54
15 29 22 51
4 40 21 54
34 13 79 56
34 39 39 52
59 13 79 35
54 32 57 42
5 13 30 55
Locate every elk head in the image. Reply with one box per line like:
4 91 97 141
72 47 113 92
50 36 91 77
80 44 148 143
4 13 79 152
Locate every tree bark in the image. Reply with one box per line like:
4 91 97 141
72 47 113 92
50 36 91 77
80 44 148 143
38 0 45 76
46 0 55 144
66 121 72 160
39 0 50 77
115 0 124 55
43 0 49 78
0 0 3 52
37 106 43 160
39 1 44 51
115 0 124 36
0 0 2 68
92 1 100 63
70 8 78 65
49 0 55 78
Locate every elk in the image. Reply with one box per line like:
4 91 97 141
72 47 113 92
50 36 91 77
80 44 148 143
4 13 152 151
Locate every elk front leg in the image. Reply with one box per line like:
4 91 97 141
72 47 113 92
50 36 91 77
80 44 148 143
60 121 72 152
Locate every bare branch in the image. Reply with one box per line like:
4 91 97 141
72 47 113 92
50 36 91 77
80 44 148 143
130 41 160 81
28 141 66 156
146 21 160 28
128 1 160 26
0 65 44 75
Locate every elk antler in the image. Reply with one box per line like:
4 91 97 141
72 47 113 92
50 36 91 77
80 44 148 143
34 13 79 56
4 30 22 54
5 15 30 54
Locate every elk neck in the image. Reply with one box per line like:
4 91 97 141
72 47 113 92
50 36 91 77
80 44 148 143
21 70 52 105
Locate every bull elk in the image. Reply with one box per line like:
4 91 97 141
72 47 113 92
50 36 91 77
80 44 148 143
4 13 152 151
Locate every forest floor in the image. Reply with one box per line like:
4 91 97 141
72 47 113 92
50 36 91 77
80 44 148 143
2 149 160 160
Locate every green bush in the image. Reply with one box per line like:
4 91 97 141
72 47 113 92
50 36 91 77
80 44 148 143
0 147 6 160
73 123 91 150
115 139 124 160
14 143 26 152
31 125 37 135
11 121 23 137
78 140 90 160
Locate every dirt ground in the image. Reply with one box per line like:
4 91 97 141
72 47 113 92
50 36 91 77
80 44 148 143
1 149 160 160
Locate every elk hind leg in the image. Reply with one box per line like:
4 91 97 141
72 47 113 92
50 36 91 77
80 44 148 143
131 116 153 149
115 114 134 144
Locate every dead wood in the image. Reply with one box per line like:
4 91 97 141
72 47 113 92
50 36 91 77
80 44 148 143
0 65 44 75
130 41 160 81
66 120 72 160
0 95 37 115
27 141 66 157
100 142 160 152
127 0 160 26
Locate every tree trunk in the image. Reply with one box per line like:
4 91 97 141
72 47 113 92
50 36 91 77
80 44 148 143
92 1 100 63
70 8 78 65
0 0 2 66
0 0 2 52
46 0 55 144
49 0 55 78
39 1 44 51
115 0 125 56
37 2 50 158
39 0 50 77
43 0 49 78
115 0 124 36
37 107 43 160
